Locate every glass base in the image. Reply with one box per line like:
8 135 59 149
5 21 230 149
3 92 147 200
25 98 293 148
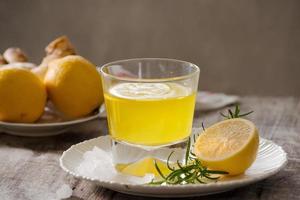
111 138 188 168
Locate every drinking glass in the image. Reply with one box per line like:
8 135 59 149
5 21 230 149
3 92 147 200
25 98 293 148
100 58 200 174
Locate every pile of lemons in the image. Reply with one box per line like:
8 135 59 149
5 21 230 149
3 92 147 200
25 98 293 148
0 55 103 123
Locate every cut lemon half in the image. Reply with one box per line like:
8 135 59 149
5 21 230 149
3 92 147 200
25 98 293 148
194 118 259 175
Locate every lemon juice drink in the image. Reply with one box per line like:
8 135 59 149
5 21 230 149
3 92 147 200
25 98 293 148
105 82 196 146
100 58 199 177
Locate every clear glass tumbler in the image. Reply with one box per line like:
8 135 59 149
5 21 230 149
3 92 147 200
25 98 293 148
100 58 200 175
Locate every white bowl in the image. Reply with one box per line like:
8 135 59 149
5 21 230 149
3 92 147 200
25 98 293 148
0 103 106 137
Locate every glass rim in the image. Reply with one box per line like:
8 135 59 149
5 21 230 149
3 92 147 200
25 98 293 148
99 58 200 82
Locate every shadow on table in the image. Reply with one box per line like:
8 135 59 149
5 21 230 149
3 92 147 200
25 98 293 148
107 183 265 200
111 190 237 200
67 197 84 200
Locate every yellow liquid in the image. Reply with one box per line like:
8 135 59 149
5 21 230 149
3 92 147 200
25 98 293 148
104 83 196 146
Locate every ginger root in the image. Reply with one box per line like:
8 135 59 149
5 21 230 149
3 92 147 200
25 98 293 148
33 36 76 79
0 54 7 65
46 35 76 57
3 47 28 63
1 49 36 70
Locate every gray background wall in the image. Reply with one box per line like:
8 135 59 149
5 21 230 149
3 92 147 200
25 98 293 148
0 0 299 96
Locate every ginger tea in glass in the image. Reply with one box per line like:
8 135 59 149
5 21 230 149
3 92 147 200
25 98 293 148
100 58 199 176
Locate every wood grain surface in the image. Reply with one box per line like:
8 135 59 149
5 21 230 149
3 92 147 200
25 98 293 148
0 96 299 200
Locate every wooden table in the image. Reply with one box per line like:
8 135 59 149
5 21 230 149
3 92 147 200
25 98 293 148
0 96 299 200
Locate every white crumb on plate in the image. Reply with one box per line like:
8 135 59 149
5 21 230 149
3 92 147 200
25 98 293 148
55 184 73 199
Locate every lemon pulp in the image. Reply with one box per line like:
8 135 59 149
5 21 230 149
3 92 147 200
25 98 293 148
194 118 259 175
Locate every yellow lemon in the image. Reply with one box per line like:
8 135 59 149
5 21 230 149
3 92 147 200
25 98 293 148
0 67 46 123
116 157 172 177
44 55 103 118
194 118 259 175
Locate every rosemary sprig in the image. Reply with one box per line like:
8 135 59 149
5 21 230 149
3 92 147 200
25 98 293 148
220 104 253 119
149 137 228 185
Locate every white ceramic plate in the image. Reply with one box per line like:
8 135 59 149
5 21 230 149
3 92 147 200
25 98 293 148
60 134 287 197
0 104 106 137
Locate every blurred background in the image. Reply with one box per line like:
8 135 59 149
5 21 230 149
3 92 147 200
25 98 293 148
0 0 299 96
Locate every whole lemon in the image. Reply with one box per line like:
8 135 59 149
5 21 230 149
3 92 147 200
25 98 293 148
44 55 103 118
0 67 47 123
